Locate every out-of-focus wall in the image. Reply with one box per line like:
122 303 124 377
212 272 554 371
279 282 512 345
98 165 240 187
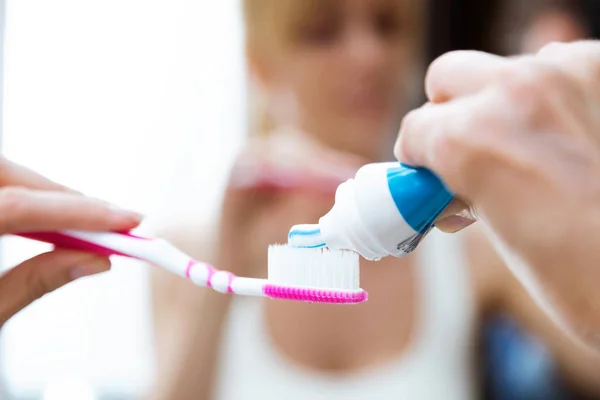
0 1 246 398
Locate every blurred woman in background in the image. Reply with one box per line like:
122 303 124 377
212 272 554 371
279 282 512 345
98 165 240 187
150 1 600 399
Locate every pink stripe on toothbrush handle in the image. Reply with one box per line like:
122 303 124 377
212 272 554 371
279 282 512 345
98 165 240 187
185 260 196 278
115 231 153 240
16 231 136 259
185 261 235 293
186 261 217 286
205 265 217 288
225 272 236 294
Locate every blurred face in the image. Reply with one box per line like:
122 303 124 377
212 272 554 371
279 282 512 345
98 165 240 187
253 0 416 159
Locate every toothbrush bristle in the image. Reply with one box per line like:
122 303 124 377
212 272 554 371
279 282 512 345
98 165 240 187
266 244 366 304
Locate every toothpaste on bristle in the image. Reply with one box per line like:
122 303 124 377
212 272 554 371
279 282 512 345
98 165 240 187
287 224 326 248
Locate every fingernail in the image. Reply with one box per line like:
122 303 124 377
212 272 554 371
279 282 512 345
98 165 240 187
438 200 468 220
458 207 478 221
436 216 476 233
70 259 111 280
109 204 144 222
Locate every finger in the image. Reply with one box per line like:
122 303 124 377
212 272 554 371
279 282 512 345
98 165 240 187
425 50 512 103
0 157 78 193
0 187 142 234
395 100 462 169
0 249 111 326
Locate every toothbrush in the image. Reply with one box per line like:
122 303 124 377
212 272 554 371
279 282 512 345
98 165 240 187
15 231 367 304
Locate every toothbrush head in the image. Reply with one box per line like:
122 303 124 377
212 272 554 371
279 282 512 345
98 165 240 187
265 245 367 304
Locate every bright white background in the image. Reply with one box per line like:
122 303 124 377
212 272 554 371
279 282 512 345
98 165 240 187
0 0 246 398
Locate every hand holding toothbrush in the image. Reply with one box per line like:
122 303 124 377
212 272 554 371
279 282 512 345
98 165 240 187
395 41 600 350
0 156 142 326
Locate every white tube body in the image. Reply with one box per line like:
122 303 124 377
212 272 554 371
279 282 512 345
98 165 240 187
319 162 453 260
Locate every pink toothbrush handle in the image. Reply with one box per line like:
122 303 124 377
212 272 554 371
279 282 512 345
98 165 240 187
15 230 208 280
16 230 266 296
16 231 151 260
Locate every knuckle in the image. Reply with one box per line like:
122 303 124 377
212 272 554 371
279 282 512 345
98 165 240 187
500 61 561 117
433 105 502 184
476 98 513 136
430 119 473 177
431 125 461 164
430 132 468 191
502 76 537 105
508 60 551 92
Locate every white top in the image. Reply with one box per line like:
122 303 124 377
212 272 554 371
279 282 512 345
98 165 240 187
215 230 477 400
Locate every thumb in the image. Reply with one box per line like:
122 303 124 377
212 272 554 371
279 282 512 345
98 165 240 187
0 250 111 326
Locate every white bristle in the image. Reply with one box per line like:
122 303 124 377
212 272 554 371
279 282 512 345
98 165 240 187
267 244 360 289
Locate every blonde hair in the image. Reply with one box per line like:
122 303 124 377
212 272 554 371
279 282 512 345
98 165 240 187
151 2 422 399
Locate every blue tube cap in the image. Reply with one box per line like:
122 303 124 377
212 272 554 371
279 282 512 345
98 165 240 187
386 164 454 234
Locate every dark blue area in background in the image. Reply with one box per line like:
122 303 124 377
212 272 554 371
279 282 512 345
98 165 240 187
483 315 585 400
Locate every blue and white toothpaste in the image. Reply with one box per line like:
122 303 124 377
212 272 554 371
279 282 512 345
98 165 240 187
288 162 453 261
